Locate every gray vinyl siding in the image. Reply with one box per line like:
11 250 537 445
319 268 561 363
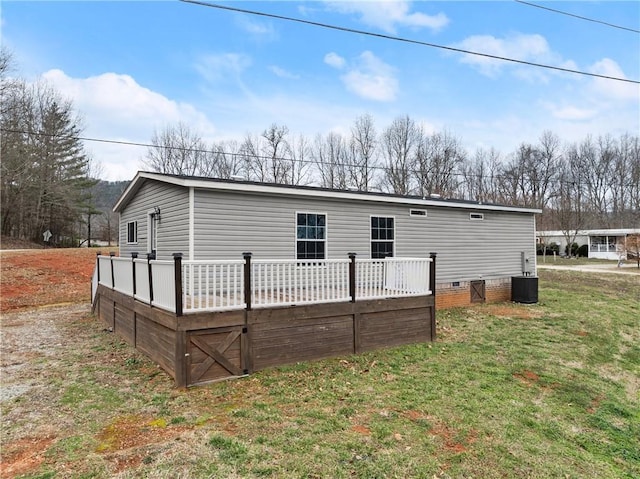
118 181 189 260
193 189 536 283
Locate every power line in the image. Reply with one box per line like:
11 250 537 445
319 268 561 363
3 127 639 188
180 0 639 85
515 0 640 34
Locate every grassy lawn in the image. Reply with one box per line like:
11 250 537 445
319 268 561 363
2 270 639 478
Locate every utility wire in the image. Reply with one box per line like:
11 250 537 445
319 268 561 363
180 0 639 84
515 0 640 34
3 127 639 188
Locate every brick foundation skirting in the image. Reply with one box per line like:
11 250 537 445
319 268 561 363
435 278 512 309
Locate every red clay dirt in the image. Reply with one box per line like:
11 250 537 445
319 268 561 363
0 248 101 312
0 436 57 478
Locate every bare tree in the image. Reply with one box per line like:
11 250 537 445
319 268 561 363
144 123 214 176
238 124 299 184
312 132 349 189
209 140 245 179
288 133 312 185
415 130 466 198
552 145 585 256
240 132 269 182
610 133 640 227
577 135 614 226
379 115 420 195
533 130 562 211
460 147 502 203
628 136 640 223
262 123 292 184
348 114 378 191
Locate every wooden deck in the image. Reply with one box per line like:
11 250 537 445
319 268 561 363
94 285 436 387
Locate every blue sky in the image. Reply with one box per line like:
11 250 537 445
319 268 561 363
2 1 639 181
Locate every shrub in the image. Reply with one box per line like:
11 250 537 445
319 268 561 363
537 242 560 255
565 242 580 256
577 244 589 257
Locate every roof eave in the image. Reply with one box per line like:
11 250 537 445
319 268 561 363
113 171 542 215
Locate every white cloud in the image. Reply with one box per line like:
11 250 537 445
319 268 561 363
41 69 217 181
589 58 639 101
326 1 449 34
269 65 300 80
451 33 554 77
194 53 252 83
324 52 346 69
235 17 277 40
542 103 597 121
330 51 398 102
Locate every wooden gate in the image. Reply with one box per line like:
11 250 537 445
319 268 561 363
187 327 248 386
470 280 486 303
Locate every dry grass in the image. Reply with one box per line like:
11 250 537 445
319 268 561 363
1 250 638 478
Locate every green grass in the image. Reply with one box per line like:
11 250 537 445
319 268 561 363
5 270 639 478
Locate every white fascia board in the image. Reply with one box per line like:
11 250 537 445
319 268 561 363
115 171 541 214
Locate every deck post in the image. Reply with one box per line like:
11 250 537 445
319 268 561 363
243 252 252 311
429 252 437 341
131 252 138 296
173 253 183 317
147 253 154 305
109 252 116 290
96 252 102 283
429 252 437 297
348 252 357 303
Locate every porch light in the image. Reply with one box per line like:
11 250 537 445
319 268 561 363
153 206 161 223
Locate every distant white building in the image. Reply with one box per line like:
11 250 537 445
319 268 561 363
536 228 640 260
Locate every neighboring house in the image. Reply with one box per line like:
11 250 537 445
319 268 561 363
536 229 640 260
114 172 541 307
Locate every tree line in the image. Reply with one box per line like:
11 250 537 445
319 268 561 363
1 48 99 245
1 44 637 247
145 118 640 237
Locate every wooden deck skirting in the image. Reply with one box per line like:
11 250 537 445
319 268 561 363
93 253 437 387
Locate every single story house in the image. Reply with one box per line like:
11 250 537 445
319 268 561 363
536 228 640 260
114 172 540 308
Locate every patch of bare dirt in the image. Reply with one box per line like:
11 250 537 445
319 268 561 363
484 304 543 320
1 248 100 312
96 416 189 454
513 370 540 387
424 416 477 454
351 424 371 435
0 435 57 478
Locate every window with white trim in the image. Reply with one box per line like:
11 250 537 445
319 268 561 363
371 216 394 258
126 221 138 244
470 213 484 221
296 213 326 260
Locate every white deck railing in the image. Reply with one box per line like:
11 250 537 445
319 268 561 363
183 260 245 312
95 255 175 313
150 261 176 312
112 257 134 296
252 259 351 308
133 259 151 304
93 254 434 315
357 258 432 300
